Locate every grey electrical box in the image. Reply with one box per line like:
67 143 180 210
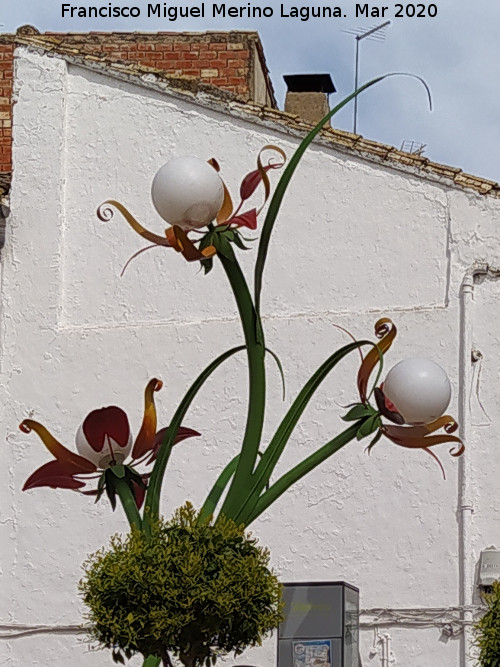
479 546 500 588
278 582 359 667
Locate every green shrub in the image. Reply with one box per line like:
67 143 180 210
474 581 500 666
79 503 283 666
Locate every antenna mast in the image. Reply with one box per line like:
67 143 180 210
343 20 391 134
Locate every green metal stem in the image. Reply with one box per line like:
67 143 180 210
218 254 266 520
143 345 245 534
114 477 142 531
245 420 362 525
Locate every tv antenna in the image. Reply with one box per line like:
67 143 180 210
342 20 391 134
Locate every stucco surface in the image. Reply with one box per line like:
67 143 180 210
1 47 500 666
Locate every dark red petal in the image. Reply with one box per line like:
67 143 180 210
148 426 201 463
82 406 130 453
229 209 258 230
239 163 281 201
23 461 86 491
131 478 147 509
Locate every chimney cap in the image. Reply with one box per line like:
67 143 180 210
283 73 336 94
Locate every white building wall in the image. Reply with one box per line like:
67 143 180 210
1 46 500 666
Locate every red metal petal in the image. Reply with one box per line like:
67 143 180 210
229 209 258 230
83 406 130 453
23 461 86 491
131 478 147 509
423 447 446 480
148 425 201 463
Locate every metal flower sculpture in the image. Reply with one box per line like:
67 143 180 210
97 146 286 275
342 318 465 477
21 73 455 667
21 379 199 515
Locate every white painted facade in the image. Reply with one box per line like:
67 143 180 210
1 45 500 666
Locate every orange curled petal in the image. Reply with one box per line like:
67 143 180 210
256 145 287 215
19 419 96 473
207 158 234 223
217 179 234 223
97 200 171 247
165 226 182 253
201 245 217 258
357 318 397 402
131 378 163 460
450 441 465 457
169 226 215 262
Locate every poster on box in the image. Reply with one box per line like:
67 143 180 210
293 639 333 667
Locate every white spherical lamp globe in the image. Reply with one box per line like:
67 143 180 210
151 156 224 230
383 357 452 425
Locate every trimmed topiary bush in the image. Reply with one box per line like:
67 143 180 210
79 502 283 666
474 581 500 666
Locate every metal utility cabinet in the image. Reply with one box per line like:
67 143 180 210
278 581 359 667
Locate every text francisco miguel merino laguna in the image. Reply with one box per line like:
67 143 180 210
62 3 393 20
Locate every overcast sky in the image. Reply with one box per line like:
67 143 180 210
3 0 498 182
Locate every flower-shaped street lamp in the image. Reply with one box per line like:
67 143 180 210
21 379 199 525
20 73 460 667
98 147 285 274
342 319 464 478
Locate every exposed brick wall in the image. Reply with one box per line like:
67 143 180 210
0 29 276 177
43 32 256 98
0 43 13 174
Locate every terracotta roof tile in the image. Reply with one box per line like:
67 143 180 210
0 30 499 200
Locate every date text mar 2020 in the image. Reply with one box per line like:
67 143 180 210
355 4 437 17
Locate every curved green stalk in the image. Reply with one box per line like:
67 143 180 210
254 73 432 316
233 340 369 525
114 484 160 667
143 345 245 534
245 420 362 525
217 254 267 520
114 478 142 531
198 454 239 524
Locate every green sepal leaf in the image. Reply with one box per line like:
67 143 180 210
126 612 134 624
200 258 213 275
105 469 117 511
125 466 146 489
342 403 376 422
232 233 250 250
112 650 125 664
366 429 383 454
110 463 125 479
95 472 107 504
217 235 236 260
199 230 215 251
356 414 381 440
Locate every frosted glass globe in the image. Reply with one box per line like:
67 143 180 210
383 357 451 425
151 156 224 230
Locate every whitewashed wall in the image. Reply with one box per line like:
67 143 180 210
1 46 500 666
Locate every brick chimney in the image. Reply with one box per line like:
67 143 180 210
283 74 336 126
